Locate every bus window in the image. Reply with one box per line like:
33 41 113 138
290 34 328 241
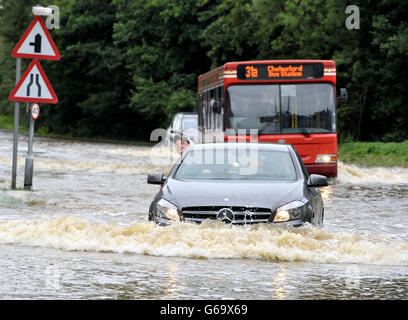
225 83 335 134
209 89 214 130
226 84 280 134
203 90 208 129
216 86 223 130
280 84 335 134
198 93 203 130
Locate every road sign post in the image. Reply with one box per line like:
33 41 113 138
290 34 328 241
24 103 35 190
11 58 22 189
24 103 40 190
9 12 59 190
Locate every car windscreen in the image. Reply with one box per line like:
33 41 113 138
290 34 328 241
182 117 198 131
174 147 297 181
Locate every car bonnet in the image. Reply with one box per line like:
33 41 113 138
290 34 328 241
162 178 303 212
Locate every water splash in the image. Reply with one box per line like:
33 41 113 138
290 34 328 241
0 216 406 266
0 156 170 175
337 161 408 185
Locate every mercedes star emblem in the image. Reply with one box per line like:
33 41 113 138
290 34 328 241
216 208 234 223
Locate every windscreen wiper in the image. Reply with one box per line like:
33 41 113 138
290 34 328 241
257 115 277 136
257 122 273 136
299 127 310 137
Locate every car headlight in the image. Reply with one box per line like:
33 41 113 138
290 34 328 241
156 199 181 221
273 201 306 222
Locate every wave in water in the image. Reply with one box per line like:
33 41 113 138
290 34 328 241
0 216 406 265
337 162 408 185
0 156 170 175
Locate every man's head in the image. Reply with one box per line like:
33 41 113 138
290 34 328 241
174 135 190 154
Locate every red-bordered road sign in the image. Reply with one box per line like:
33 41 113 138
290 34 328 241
31 103 40 120
9 59 58 104
11 16 61 61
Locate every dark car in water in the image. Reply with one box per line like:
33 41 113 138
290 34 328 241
147 143 327 227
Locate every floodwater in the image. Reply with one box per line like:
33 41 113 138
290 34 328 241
0 130 407 299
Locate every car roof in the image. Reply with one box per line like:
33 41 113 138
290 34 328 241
174 112 197 118
189 142 292 152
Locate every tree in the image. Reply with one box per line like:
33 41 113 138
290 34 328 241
113 0 219 137
42 0 131 138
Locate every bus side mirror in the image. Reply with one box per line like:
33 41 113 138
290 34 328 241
211 100 222 114
339 88 348 102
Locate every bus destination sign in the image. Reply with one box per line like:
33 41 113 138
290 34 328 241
237 63 324 80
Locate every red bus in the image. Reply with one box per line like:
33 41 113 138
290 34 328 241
197 60 340 177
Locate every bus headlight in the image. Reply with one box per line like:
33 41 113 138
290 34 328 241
273 201 306 222
315 154 337 163
156 199 181 221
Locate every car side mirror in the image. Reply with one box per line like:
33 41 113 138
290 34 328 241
307 174 328 187
147 172 167 185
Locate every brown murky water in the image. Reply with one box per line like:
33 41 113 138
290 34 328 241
0 130 407 299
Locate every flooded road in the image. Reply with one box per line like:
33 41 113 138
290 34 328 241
0 130 407 299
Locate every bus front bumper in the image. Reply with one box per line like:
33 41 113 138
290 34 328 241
305 163 337 178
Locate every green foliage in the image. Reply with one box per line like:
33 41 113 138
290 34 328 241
43 0 131 138
130 76 196 124
339 141 408 167
202 0 260 67
0 0 407 142
112 0 214 135
0 114 26 132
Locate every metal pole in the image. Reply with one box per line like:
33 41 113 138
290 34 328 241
24 103 35 190
11 58 22 189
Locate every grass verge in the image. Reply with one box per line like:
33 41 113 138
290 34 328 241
0 115 26 132
338 141 408 168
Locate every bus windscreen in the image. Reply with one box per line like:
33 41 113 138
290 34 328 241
225 83 336 134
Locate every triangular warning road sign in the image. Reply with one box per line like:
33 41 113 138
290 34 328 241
9 59 58 104
12 16 60 60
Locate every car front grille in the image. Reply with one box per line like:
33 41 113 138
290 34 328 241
182 206 272 224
